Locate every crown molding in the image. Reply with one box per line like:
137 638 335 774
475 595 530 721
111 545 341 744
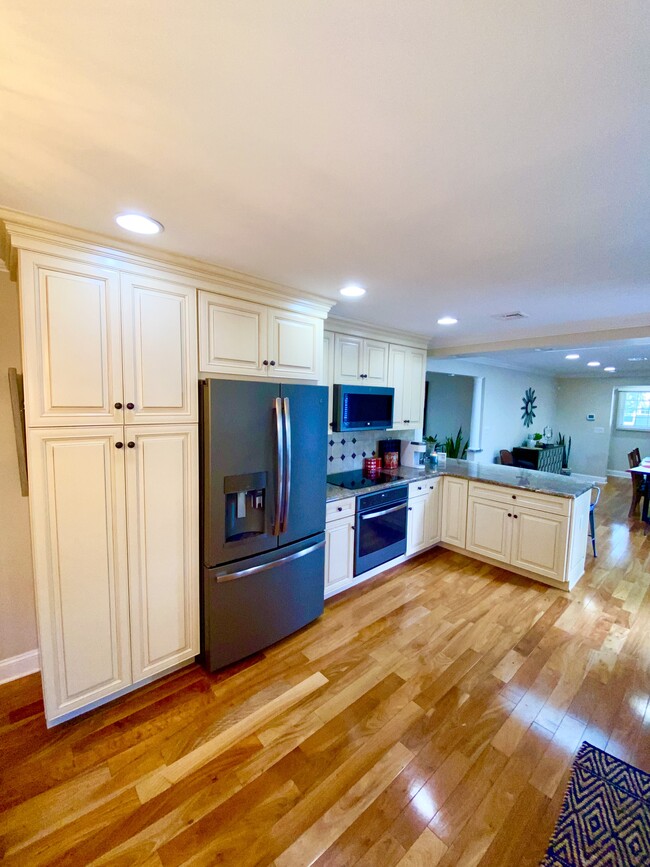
326 314 429 349
0 207 334 318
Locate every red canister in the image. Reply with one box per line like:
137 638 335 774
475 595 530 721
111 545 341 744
363 457 382 476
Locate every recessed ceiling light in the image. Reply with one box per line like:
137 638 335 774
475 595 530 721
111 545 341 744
628 356 648 362
339 284 366 298
115 213 164 235
565 354 580 360
604 367 616 372
587 361 601 367
437 317 458 326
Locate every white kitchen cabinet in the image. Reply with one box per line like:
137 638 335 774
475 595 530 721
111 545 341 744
510 508 569 583
407 478 441 556
466 497 513 564
28 424 200 724
199 290 322 381
27 427 132 723
322 330 335 430
325 496 356 594
441 476 468 547
333 334 389 386
388 345 427 429
120 272 198 424
268 308 322 380
125 425 199 684
19 251 198 427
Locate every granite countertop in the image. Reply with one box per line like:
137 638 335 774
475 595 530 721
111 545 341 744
326 458 594 502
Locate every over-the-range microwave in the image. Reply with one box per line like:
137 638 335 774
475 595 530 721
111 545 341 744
332 384 395 432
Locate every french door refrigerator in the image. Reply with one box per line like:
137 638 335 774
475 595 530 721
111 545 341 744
200 379 327 670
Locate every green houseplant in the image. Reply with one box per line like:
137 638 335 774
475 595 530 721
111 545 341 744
445 427 468 460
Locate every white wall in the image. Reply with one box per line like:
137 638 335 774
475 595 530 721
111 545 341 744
427 357 558 464
555 376 650 478
0 269 38 666
424 372 474 444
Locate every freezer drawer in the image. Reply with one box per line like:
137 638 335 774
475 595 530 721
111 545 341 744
201 534 325 671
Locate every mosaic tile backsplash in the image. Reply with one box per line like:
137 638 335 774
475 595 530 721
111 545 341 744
327 431 416 470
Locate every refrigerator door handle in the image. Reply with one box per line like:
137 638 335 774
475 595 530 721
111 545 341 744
215 539 325 582
272 397 285 536
280 397 292 533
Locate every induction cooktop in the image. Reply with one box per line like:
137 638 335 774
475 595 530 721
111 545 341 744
327 469 407 490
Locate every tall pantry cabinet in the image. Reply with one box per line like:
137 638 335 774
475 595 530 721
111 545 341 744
11 237 200 725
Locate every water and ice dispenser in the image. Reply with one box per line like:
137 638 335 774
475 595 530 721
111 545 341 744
224 472 267 542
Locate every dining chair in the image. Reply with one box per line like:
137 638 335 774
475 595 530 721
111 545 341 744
500 449 514 466
589 486 601 557
627 449 647 516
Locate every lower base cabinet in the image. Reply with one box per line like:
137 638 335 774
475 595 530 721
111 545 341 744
325 498 355 594
28 424 199 725
407 479 441 555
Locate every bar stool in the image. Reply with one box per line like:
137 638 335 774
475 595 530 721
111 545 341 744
589 486 601 557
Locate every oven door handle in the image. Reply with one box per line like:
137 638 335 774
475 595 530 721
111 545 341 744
359 502 407 521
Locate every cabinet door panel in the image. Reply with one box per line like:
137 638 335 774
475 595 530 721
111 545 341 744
269 310 322 380
199 291 268 375
441 477 468 547
364 340 389 386
388 346 407 427
404 348 427 427
407 495 427 555
466 498 512 563
334 334 363 383
510 509 568 581
125 425 199 683
424 481 442 546
323 330 335 431
20 252 122 426
325 515 355 589
28 428 131 723
122 274 197 423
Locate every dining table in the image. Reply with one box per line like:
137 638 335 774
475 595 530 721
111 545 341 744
628 458 650 529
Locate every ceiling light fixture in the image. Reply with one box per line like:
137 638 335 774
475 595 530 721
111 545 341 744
115 213 164 235
565 354 580 360
604 367 616 372
437 317 458 326
339 284 366 298
587 361 601 367
628 356 648 362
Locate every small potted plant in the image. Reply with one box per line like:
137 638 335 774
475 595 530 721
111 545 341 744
533 432 543 447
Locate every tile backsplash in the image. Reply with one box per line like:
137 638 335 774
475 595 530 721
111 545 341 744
327 431 416 470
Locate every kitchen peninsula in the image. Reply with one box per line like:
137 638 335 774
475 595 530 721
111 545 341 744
325 459 593 597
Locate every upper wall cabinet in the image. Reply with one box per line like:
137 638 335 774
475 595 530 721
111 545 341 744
388 345 427 429
333 335 389 386
19 251 198 427
199 291 323 381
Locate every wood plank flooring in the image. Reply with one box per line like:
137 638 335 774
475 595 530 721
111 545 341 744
1 478 649 866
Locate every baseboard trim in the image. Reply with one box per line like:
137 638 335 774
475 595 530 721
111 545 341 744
568 472 608 485
0 649 40 685
607 470 629 479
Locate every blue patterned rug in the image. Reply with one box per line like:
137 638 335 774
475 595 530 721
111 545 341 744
541 742 650 866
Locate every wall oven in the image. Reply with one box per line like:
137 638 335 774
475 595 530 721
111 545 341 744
354 484 408 575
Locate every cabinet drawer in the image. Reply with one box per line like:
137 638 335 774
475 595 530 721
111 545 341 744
326 497 355 522
409 478 438 500
468 482 570 516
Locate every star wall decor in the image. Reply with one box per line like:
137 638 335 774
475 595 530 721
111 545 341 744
521 387 537 427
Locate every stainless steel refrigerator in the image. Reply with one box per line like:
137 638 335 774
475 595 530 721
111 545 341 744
200 379 327 670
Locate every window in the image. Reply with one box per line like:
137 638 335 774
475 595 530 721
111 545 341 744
616 389 650 432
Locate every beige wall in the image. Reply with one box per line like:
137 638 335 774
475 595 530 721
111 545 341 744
0 268 37 661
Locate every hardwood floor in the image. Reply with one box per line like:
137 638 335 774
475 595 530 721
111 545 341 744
1 478 649 866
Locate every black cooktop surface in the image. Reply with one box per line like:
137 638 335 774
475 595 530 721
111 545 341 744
327 469 406 490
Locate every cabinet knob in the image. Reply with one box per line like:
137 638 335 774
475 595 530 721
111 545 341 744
430 485 434 490
126 402 135 410
512 494 516 500
337 506 343 512
408 507 412 511
269 360 276 366
114 402 123 410
514 514 518 519
417 486 422 490
508 513 512 517
115 442 124 449
404 419 410 423
127 441 135 449
263 360 269 366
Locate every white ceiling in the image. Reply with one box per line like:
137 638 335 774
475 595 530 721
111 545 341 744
1 2 649 349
